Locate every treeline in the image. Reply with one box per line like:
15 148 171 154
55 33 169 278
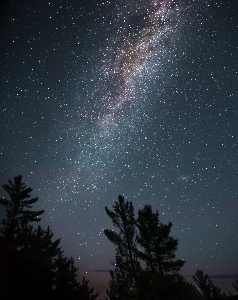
104 195 238 299
0 176 237 300
0 175 99 300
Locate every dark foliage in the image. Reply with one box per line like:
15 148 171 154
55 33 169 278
104 195 140 294
104 195 190 300
104 196 238 300
232 280 238 293
193 269 227 300
0 175 98 300
0 174 44 241
137 271 200 300
106 254 140 300
136 204 185 275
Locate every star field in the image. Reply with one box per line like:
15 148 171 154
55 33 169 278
0 0 238 297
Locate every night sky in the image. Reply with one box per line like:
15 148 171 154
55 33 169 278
0 0 238 297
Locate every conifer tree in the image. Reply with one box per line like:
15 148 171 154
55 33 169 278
78 277 99 300
106 254 139 300
232 280 238 293
104 198 199 300
0 174 44 240
104 195 140 296
53 255 81 299
0 175 99 300
0 176 56 299
193 269 226 299
136 204 185 275
53 255 99 300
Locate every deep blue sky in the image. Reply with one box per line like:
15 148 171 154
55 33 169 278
0 0 238 297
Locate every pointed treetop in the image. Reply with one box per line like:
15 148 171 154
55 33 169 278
0 175 45 239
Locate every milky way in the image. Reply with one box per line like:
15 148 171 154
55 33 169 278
61 0 189 190
0 0 238 296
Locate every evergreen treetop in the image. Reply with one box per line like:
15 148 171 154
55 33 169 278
0 174 44 240
0 175 99 300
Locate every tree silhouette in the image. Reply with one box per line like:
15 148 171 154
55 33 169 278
136 204 185 275
137 271 200 300
232 280 238 293
193 269 227 300
53 255 82 299
0 175 99 300
104 195 139 287
0 174 44 241
106 254 139 300
0 175 47 299
77 277 99 300
51 253 99 300
104 196 193 300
